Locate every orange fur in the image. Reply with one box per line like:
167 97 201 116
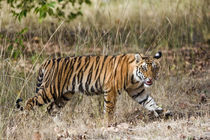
16 52 162 124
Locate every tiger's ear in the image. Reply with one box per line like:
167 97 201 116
153 51 162 59
135 54 141 63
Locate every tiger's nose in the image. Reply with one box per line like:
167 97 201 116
148 77 152 81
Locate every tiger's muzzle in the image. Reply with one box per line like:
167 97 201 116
144 78 153 86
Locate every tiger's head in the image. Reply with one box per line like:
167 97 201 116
133 52 162 87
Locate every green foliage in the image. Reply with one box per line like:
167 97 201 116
6 28 28 59
4 0 91 21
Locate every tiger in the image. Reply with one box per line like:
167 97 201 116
16 51 164 125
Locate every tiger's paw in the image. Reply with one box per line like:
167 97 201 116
152 108 173 119
164 110 173 119
152 107 163 117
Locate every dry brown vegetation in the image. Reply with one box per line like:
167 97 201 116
0 0 209 139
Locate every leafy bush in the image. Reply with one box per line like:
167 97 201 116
3 0 91 21
6 28 28 59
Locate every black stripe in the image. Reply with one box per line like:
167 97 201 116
105 105 113 110
128 58 135 64
57 58 62 62
132 89 145 99
36 82 41 87
118 90 122 95
79 72 84 85
113 56 117 64
97 56 108 92
77 57 88 79
94 56 101 79
139 95 149 104
131 75 138 84
90 86 95 93
41 90 49 104
85 64 93 94
95 56 100 64
103 89 111 93
58 59 66 95
64 59 74 91
94 56 106 93
122 54 126 57
64 57 70 62
72 75 76 93
63 58 71 73
84 56 91 70
95 78 98 91
62 95 71 101
120 57 125 84
114 57 122 78
61 59 72 94
109 55 116 63
65 57 78 92
77 57 90 87
46 59 51 67
79 84 84 93
42 59 51 70
118 55 127 91
144 97 152 106
32 97 35 105
104 99 111 104
56 63 62 97
43 60 56 86
102 66 107 85
135 83 144 90
50 85 56 100
43 89 51 103
76 56 82 70
36 87 39 93
53 60 60 99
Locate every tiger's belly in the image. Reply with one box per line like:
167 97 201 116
62 81 104 96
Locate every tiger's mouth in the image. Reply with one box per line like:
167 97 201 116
144 79 153 86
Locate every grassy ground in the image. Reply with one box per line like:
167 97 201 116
0 0 209 139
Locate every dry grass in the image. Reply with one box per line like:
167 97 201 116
4 113 210 139
0 0 210 139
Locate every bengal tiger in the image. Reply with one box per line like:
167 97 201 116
16 51 164 124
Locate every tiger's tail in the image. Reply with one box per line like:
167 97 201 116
36 67 45 93
16 98 23 111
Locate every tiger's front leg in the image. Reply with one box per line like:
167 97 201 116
128 88 163 117
103 90 117 126
141 95 163 117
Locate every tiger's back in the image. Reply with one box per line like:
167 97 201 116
37 54 132 96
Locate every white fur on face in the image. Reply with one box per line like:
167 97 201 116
133 67 145 82
133 69 142 81
144 83 151 87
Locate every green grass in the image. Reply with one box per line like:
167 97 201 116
0 0 209 139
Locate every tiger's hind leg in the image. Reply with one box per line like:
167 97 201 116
47 92 74 116
24 88 52 111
